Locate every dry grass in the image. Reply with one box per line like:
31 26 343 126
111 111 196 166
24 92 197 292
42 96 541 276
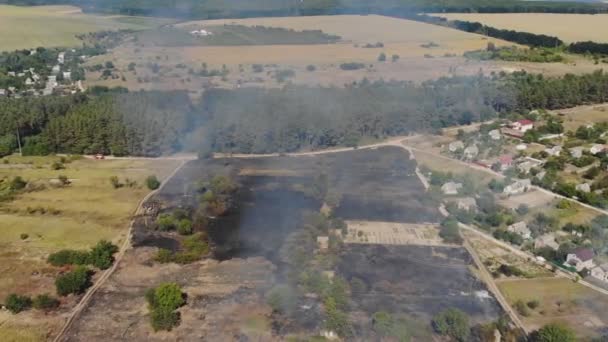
0 156 179 298
552 103 608 132
497 277 608 337
433 13 608 43
0 5 168 51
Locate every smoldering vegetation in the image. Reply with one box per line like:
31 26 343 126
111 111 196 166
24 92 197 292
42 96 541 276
76 146 504 340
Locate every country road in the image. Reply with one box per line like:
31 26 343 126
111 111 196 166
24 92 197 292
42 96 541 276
53 160 188 342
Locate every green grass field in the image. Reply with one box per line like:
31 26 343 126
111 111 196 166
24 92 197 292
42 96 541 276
0 5 170 51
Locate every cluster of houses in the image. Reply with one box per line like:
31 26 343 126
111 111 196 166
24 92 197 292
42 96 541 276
0 50 84 98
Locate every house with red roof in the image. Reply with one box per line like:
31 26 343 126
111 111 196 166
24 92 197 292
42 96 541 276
510 119 535 133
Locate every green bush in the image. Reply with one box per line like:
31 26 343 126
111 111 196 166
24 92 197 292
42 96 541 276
146 175 161 190
47 240 118 270
155 249 174 263
32 294 59 310
432 308 470 342
20 233 29 240
5 294 32 313
157 213 176 231
55 266 92 296
177 219 193 235
48 249 90 266
146 282 185 331
9 176 27 191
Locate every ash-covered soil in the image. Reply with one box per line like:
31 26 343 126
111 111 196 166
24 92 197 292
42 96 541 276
66 147 501 341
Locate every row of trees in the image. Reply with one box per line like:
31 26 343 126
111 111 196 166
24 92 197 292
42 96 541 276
2 70 608 157
4 0 606 19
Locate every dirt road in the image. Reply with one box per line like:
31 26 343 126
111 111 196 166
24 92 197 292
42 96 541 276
53 160 188 342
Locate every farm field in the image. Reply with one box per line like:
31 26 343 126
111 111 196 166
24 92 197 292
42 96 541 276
0 5 170 51
497 277 608 338
432 13 608 43
0 155 180 341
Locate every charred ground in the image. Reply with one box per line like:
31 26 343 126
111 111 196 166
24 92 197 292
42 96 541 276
66 146 502 341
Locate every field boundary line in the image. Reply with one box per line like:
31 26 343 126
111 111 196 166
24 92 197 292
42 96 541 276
53 160 187 342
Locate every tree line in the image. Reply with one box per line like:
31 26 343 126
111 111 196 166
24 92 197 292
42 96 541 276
1 0 607 19
2 70 608 157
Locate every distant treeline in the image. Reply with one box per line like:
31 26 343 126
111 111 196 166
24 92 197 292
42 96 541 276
568 41 608 55
2 70 608 156
1 0 607 19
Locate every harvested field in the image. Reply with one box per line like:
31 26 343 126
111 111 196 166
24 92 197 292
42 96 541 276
0 5 168 51
497 277 608 338
433 13 608 43
344 221 446 246
0 155 180 340
498 190 554 210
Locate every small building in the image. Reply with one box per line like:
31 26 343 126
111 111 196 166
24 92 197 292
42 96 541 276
51 65 60 75
511 119 535 133
25 78 34 86
545 145 562 157
63 71 71 81
463 144 479 159
317 236 329 251
507 221 531 240
517 158 543 174
57 52 65 64
7 71 15 77
576 183 591 193
591 264 608 282
456 197 477 211
498 155 513 171
190 29 213 37
516 143 528 151
448 140 464 152
441 181 463 195
488 129 501 140
566 248 595 272
503 179 531 195
534 233 559 250
570 146 584 159
0 89 5 97
590 144 606 155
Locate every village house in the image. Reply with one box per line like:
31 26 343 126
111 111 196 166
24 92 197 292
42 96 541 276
510 119 534 133
463 144 479 159
576 183 591 193
515 143 528 151
456 197 477 211
545 145 562 157
591 264 608 283
507 221 531 239
503 179 531 195
7 71 15 77
317 236 329 251
590 144 606 155
498 155 513 171
190 29 213 37
52 65 60 75
25 78 34 86
534 233 559 250
0 89 5 97
565 248 595 272
517 157 543 174
448 140 464 152
488 129 501 140
57 52 65 64
63 71 71 81
441 181 462 195
570 146 584 159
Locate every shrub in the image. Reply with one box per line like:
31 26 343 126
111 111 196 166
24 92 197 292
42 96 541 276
157 213 176 231
339 62 365 70
266 284 297 314
32 294 59 310
146 282 185 331
55 266 92 296
48 249 90 266
20 233 29 240
515 300 530 316
50 161 64 170
306 64 316 71
177 219 193 235
527 299 540 310
109 176 122 189
9 176 27 191
155 249 173 263
531 323 575 342
58 174 70 186
391 54 400 62
377 52 386 62
87 240 119 269
5 294 32 313
146 175 161 190
432 308 470 342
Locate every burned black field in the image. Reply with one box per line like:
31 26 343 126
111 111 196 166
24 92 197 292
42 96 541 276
73 146 502 340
